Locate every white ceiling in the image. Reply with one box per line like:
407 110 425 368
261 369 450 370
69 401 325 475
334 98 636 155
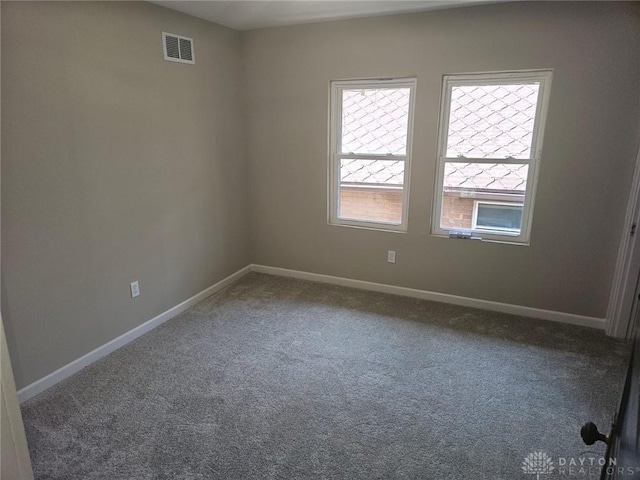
150 1 499 31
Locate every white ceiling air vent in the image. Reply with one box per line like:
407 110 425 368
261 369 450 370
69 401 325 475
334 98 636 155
162 32 195 64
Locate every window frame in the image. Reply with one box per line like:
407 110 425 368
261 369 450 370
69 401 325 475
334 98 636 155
431 70 553 245
328 78 417 232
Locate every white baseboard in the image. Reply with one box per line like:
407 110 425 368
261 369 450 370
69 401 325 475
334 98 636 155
250 264 606 331
17 265 252 404
18 262 606 403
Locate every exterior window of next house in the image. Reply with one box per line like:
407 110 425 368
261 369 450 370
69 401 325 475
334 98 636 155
432 70 552 244
329 79 416 231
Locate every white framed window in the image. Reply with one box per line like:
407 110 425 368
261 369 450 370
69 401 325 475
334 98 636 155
432 70 553 244
329 78 416 231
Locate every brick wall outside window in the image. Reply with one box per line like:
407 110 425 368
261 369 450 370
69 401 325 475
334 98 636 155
441 194 474 229
339 187 403 224
339 188 527 231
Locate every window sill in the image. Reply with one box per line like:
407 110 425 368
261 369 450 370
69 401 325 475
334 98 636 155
329 221 408 234
430 232 530 246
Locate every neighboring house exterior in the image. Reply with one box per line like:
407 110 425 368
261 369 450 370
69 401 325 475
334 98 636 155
339 159 404 224
339 160 525 230
441 162 526 231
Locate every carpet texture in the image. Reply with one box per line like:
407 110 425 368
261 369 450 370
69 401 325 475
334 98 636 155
21 273 629 479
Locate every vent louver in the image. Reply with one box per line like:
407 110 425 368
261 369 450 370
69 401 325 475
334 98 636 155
179 38 193 61
162 32 195 64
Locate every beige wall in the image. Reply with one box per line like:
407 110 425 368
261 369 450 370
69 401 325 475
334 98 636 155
1 1 250 389
2 1 640 392
1 3 35 475
243 2 640 318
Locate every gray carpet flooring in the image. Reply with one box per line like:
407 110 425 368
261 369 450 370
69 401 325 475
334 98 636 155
21 272 629 479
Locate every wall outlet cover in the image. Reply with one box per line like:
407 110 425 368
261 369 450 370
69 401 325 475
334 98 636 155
387 250 396 263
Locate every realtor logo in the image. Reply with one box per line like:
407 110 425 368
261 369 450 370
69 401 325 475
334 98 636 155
522 451 555 479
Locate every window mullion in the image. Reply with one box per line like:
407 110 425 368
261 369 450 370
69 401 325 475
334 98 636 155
441 157 534 165
340 153 407 161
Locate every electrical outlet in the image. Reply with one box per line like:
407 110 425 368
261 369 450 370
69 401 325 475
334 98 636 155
387 250 396 264
130 281 140 298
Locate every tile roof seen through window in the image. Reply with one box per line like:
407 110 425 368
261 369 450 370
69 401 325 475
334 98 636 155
341 159 404 186
341 88 410 156
446 83 539 159
339 82 538 192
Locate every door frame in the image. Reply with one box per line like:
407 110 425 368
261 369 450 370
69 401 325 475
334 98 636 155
607 140 640 338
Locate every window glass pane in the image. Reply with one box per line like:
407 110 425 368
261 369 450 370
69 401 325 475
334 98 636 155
339 159 404 224
341 88 410 155
440 162 528 231
446 83 540 159
476 204 523 231
444 162 529 191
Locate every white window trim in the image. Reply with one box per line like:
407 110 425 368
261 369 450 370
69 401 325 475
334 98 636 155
328 78 417 232
431 70 553 245
472 200 524 234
